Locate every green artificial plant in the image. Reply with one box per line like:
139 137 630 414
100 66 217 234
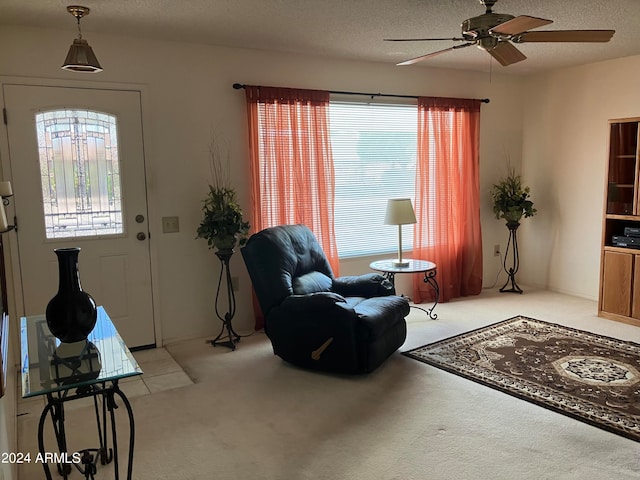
490 166 537 225
196 136 250 251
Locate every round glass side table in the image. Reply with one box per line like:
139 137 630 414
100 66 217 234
369 259 439 319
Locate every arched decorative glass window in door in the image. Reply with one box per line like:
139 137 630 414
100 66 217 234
35 109 123 239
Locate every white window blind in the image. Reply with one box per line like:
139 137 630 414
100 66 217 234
329 101 417 257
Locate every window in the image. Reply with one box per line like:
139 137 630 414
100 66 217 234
246 87 482 302
36 109 123 239
329 101 417 257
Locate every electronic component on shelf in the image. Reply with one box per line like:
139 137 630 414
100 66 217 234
623 227 640 237
612 235 640 249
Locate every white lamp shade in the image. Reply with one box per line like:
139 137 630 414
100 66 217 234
0 181 12 197
384 198 416 225
0 204 7 231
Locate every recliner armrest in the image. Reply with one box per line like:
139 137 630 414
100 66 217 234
332 273 395 298
280 291 349 312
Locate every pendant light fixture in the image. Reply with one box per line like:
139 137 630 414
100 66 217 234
61 6 103 73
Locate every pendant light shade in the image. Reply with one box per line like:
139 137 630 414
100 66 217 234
62 38 102 72
61 6 103 73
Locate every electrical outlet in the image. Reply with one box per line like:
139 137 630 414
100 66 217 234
162 216 180 233
493 244 500 256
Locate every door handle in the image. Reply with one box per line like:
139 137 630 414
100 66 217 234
137 232 147 241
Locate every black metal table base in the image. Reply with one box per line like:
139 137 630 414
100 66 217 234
211 250 239 351
38 380 135 480
383 269 440 320
422 270 440 319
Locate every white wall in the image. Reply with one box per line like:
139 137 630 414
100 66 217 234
520 54 640 300
0 25 526 346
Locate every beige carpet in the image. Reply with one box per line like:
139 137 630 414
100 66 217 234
16 288 640 479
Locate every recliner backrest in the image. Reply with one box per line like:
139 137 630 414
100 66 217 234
241 224 335 316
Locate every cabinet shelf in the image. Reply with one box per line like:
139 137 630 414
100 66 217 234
604 245 640 254
606 214 640 221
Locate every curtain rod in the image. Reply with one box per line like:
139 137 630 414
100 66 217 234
232 83 489 103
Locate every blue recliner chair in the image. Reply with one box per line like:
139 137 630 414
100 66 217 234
241 224 409 374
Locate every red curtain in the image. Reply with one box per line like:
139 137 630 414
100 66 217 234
245 86 340 329
412 97 483 303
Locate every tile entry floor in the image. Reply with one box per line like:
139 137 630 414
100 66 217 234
17 347 194 418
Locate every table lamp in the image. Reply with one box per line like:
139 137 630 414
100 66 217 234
384 198 416 267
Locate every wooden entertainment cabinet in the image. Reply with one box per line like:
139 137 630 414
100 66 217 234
599 117 640 326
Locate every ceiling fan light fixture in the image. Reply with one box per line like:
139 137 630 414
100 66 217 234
477 36 498 51
61 6 103 73
387 0 615 67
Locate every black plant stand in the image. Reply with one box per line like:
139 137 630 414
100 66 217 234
210 249 240 350
500 222 523 294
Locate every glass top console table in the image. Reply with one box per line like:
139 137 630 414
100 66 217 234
370 259 440 319
20 306 142 479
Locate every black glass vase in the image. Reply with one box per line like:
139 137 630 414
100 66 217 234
46 247 97 343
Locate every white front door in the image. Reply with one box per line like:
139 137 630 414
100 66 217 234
2 84 155 348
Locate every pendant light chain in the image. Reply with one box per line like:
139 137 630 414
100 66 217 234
76 14 83 40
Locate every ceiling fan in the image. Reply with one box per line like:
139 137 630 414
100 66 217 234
385 0 615 66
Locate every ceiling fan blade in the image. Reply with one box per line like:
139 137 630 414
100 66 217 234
488 41 527 66
490 15 553 36
397 42 475 66
513 30 615 43
385 37 466 42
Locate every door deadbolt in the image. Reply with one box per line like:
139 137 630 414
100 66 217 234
135 214 145 223
137 232 147 241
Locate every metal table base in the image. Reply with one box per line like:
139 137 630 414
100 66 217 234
38 380 135 480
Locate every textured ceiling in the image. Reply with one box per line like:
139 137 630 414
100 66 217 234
1 0 639 75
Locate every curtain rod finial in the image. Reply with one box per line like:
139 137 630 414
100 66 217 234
233 83 245 90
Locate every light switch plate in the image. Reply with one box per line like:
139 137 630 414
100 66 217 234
162 216 180 233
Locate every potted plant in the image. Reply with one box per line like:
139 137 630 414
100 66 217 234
196 137 250 251
491 165 536 294
491 166 537 225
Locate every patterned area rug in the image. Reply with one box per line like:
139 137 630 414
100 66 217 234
404 316 640 442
